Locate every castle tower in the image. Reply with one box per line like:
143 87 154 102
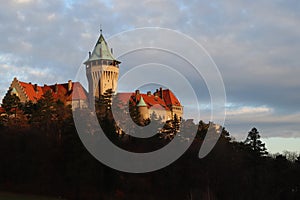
137 96 149 122
84 31 120 106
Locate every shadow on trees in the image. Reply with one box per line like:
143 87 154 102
0 91 300 199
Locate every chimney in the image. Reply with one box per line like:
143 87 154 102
68 80 72 92
29 82 32 85
135 90 140 103
159 87 163 99
34 84 38 93
147 91 151 96
54 83 58 93
88 51 91 58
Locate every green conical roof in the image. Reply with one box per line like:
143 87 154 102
84 33 120 64
137 96 147 107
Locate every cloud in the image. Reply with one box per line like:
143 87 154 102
14 0 34 4
0 0 300 143
1 63 56 84
224 107 300 139
226 106 273 116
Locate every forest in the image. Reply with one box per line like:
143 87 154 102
0 90 300 199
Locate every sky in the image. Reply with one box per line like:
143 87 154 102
0 0 300 153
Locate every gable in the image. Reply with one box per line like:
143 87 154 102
162 89 181 107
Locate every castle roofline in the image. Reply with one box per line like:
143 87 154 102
115 88 182 110
11 78 87 102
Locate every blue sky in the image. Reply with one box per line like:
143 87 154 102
0 0 300 153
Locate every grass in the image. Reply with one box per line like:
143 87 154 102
0 192 64 200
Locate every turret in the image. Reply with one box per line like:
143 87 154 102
137 96 149 122
84 30 120 107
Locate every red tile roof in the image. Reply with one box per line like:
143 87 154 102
115 89 182 110
139 94 170 110
162 89 181 106
115 92 134 106
19 81 87 103
19 81 44 101
116 92 170 110
72 82 88 100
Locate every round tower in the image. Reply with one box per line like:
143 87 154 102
84 30 120 106
137 96 149 122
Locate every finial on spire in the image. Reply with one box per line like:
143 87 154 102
100 24 102 34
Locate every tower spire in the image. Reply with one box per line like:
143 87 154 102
85 28 120 105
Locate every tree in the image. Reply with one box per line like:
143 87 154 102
52 99 73 142
1 89 29 127
159 115 180 140
97 89 114 111
283 151 299 162
0 115 7 128
172 114 180 132
95 89 117 136
244 127 268 156
128 100 141 125
2 89 21 115
296 155 300 164
95 89 115 121
220 127 231 142
30 90 55 131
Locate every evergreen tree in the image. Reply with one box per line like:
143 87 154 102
99 89 114 110
128 100 141 125
95 89 116 135
95 89 115 119
2 89 21 115
159 115 180 140
244 127 268 156
0 115 7 128
220 127 231 141
172 114 180 132
196 120 209 139
30 90 55 131
1 89 29 127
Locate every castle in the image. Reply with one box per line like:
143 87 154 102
3 31 183 122
84 30 183 122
